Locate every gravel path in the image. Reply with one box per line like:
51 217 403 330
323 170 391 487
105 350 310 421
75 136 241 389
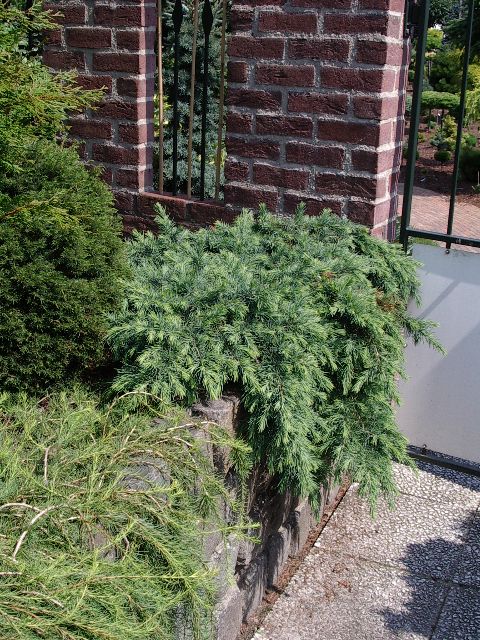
251 463 480 640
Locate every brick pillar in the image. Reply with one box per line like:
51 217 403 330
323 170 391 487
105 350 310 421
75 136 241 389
43 0 156 217
225 0 408 239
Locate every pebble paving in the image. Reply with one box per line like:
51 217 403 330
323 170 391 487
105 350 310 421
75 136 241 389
252 462 480 640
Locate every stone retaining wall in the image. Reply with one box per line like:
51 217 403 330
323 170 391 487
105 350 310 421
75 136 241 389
191 396 339 640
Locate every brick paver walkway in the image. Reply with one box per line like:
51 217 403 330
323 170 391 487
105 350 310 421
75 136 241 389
397 185 480 251
252 463 480 640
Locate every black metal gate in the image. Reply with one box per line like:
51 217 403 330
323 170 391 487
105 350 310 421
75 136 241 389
400 0 478 251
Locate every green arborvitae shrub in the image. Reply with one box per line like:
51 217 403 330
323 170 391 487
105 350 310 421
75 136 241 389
434 148 453 162
429 47 463 93
0 386 250 639
0 139 126 390
0 3 127 391
421 90 461 113
460 146 480 182
427 28 443 51
108 207 441 509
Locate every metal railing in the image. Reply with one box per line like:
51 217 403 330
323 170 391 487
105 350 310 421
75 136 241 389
156 0 228 201
400 0 478 251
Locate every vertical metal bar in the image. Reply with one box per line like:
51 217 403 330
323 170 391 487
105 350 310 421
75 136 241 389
446 0 475 251
172 0 183 196
187 0 200 198
157 0 164 193
400 0 431 252
214 0 228 201
200 0 213 201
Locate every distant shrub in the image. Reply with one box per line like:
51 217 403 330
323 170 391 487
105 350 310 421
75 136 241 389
421 90 461 113
429 47 463 93
460 146 480 182
0 140 126 390
463 132 477 149
434 149 452 162
427 28 443 51
442 114 457 138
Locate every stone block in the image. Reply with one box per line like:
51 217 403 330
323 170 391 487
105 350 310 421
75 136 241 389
214 585 243 640
239 553 268 621
267 526 292 587
289 499 315 557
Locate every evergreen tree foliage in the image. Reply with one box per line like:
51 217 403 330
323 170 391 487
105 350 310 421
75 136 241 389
108 207 442 509
0 386 250 639
0 140 127 390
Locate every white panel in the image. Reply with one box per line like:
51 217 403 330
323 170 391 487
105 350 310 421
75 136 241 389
396 243 480 464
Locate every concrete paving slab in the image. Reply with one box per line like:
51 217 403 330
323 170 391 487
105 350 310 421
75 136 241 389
453 512 480 588
392 462 480 509
253 550 446 640
314 487 475 580
250 464 480 640
432 585 480 640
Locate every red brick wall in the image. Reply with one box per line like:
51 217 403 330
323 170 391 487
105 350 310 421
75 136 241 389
43 0 408 238
225 0 408 239
43 0 156 220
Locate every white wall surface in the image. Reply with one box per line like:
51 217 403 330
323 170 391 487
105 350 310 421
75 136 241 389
396 243 480 464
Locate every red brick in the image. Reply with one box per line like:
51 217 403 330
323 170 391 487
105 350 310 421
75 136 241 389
92 144 140 165
288 92 348 115
95 100 145 121
137 192 189 220
283 192 343 217
228 61 249 83
94 5 155 27
256 64 315 87
116 77 149 98
69 119 112 140
226 137 280 160
114 191 134 215
316 173 388 200
253 164 309 190
226 88 282 110
65 27 111 49
288 38 350 62
356 40 405 66
256 115 313 138
224 184 278 212
347 198 395 228
75 74 112 93
286 142 345 169
230 8 254 31
258 11 317 34
189 201 234 225
321 67 396 93
351 146 402 174
233 0 283 5
116 29 151 51
44 4 86 25
228 36 284 59
358 0 405 11
353 95 401 120
317 119 391 146
324 13 390 35
93 52 151 73
115 168 152 190
224 159 250 182
43 50 85 71
118 123 153 144
45 29 61 46
291 0 350 6
227 112 253 134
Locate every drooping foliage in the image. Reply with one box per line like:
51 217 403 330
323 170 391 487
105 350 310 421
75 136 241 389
108 207 442 509
0 386 250 639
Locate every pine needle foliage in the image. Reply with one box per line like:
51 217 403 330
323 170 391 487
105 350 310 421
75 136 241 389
0 386 251 639
108 206 442 509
